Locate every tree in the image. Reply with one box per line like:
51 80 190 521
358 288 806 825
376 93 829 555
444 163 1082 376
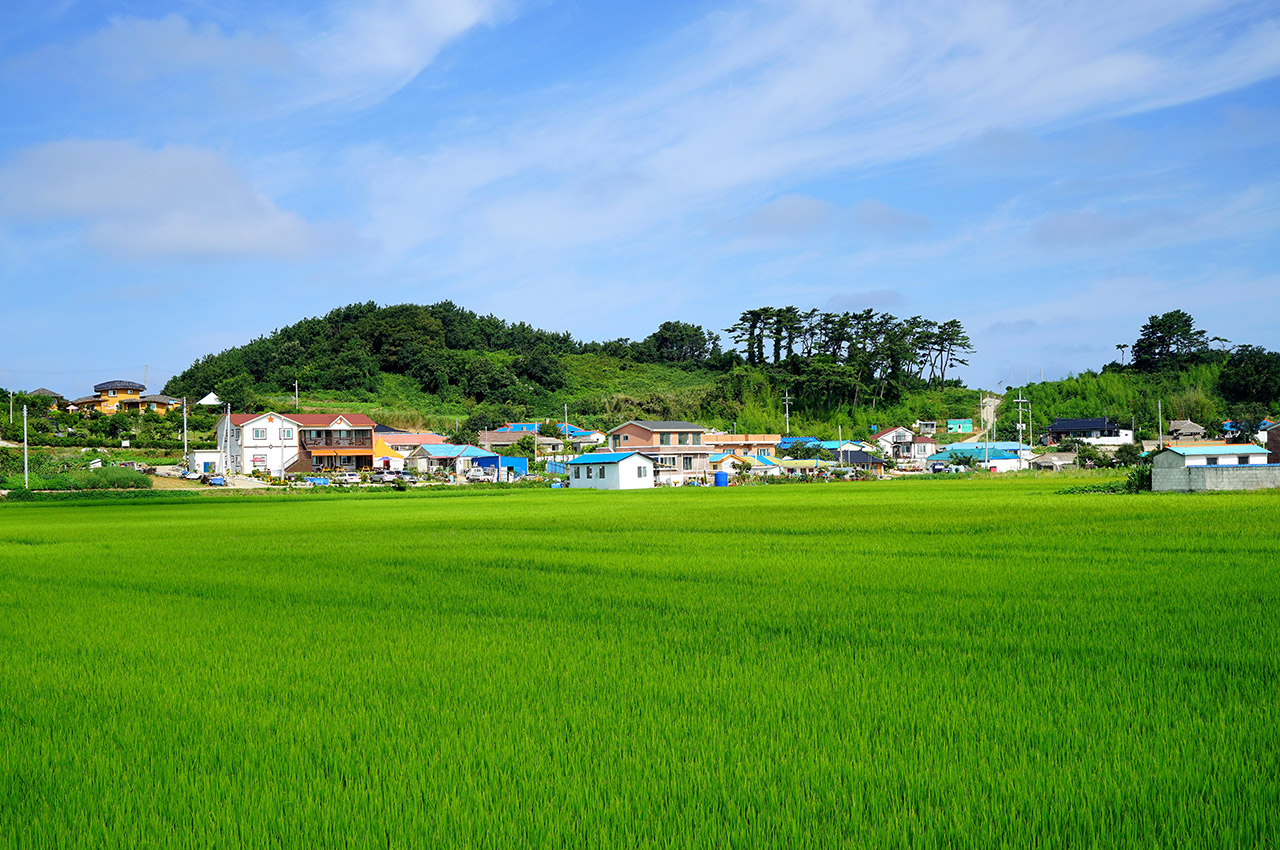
784 442 834 461
1130 310 1209 372
1113 442 1143 467
214 373 256 412
1219 345 1280 407
1115 344 1128 366
538 422 563 439
512 346 567 391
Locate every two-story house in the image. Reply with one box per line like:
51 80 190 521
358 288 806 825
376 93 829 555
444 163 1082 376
707 433 781 457
82 379 147 414
215 412 376 476
872 426 935 465
607 420 714 480
1047 417 1134 446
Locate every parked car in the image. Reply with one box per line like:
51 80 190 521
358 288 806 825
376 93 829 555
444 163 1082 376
370 471 397 483
465 466 493 482
395 472 419 484
335 471 362 485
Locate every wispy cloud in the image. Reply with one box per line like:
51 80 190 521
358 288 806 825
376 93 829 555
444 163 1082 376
5 0 505 112
358 0 1280 273
0 140 345 260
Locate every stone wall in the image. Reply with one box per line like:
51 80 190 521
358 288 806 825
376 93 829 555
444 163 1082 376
1153 463 1280 493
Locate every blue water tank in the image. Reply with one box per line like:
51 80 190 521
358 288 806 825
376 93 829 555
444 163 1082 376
714 471 729 487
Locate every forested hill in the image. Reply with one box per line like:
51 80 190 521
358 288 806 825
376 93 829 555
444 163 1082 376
989 310 1280 442
162 303 1278 441
162 301 980 434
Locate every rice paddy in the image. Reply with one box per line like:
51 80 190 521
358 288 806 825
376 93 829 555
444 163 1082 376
2 479 1277 848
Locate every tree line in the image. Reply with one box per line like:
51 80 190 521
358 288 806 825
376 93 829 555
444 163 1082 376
163 300 975 414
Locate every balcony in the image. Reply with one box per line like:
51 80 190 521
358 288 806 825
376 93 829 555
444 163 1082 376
301 434 373 450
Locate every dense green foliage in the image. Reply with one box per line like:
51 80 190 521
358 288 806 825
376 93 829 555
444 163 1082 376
2 481 1277 847
161 301 976 430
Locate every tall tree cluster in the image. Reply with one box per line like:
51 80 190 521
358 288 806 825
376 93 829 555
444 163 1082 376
723 306 974 408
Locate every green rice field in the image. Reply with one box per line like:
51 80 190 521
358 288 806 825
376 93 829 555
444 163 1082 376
2 480 1278 847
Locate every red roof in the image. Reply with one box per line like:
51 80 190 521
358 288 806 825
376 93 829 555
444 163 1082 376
871 426 909 439
225 412 376 427
912 435 936 443
381 433 446 445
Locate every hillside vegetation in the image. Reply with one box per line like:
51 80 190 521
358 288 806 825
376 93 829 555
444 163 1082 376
156 304 1279 442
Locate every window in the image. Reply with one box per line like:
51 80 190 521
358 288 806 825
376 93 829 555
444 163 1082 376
108 390 117 397
683 457 693 471
233 429 241 440
281 428 293 440
574 467 581 479
692 434 702 445
253 428 266 440
637 465 647 478
586 466 593 479
1237 456 1249 465
1206 457 1219 466
599 466 606 479
659 433 671 445
623 434 629 442
678 433 689 446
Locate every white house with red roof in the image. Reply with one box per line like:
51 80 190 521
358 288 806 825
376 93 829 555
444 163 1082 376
213 412 377 476
871 425 936 467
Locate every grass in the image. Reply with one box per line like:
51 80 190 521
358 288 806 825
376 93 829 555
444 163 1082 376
1 478 1277 847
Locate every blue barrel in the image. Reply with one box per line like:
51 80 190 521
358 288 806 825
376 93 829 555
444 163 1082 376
714 471 729 487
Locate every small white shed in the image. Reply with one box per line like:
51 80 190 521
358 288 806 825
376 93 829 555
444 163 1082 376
566 452 656 490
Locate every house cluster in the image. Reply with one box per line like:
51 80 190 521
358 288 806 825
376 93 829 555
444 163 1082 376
32 380 184 416
157 399 1279 495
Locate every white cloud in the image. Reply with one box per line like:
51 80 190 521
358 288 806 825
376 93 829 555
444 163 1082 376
6 0 504 111
303 0 502 105
0 140 334 260
358 0 1280 274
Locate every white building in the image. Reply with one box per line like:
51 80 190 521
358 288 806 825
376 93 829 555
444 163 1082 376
212 412 377 477
1047 418 1134 447
871 426 935 466
1152 445 1276 492
566 451 657 490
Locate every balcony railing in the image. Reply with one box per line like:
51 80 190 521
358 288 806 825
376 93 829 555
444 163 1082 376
302 435 372 450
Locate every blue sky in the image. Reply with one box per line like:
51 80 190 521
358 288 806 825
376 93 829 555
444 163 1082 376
2 0 1278 397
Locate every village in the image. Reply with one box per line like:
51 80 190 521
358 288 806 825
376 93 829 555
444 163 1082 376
13 378 1280 495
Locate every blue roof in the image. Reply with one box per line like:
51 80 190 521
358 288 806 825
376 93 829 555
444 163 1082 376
943 441 1033 452
929 448 1018 461
566 452 647 465
1162 445 1266 456
497 421 597 437
422 444 498 458
777 436 819 448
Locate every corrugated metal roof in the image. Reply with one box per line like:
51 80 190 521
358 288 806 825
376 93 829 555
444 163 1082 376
566 452 647 464
929 448 1018 461
606 420 703 433
1162 445 1266 456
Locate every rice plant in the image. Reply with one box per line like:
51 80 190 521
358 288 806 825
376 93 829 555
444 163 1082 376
1 479 1276 848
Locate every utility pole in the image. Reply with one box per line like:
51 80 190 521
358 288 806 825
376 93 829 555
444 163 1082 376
224 403 231 474
294 380 299 410
183 398 188 460
1158 400 1163 451
23 405 29 489
1011 390 1030 471
143 365 148 389
9 390 12 424
783 387 793 435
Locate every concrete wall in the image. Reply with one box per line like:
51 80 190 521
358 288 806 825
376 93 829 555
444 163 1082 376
1153 464 1280 493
